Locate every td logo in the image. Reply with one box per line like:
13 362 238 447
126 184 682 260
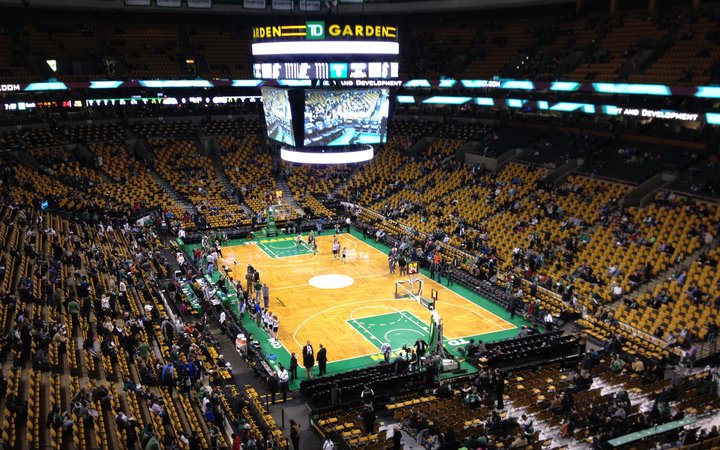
306 21 325 40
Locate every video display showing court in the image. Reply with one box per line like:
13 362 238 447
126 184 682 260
214 230 522 384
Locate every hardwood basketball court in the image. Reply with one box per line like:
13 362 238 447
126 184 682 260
217 231 519 383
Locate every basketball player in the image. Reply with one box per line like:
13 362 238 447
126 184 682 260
332 239 341 261
308 231 315 247
263 310 271 331
296 232 303 245
270 314 279 340
342 247 347 264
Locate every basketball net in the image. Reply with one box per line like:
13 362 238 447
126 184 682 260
395 278 423 301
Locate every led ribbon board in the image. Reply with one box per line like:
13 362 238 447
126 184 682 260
397 95 711 123
251 41 399 56
280 145 374 164
0 78 712 96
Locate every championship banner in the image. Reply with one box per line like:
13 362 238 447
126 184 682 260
157 0 181 6
244 0 266 9
125 0 151 5
187 0 212 8
272 0 292 10
297 0 320 10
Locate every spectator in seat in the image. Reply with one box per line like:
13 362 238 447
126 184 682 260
463 387 481 407
417 426 439 450
610 354 625 372
510 432 528 448
437 429 459 450
463 339 478 357
435 380 453 399
544 312 554 331
631 358 645 373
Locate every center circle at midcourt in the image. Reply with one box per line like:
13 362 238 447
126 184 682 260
308 274 355 289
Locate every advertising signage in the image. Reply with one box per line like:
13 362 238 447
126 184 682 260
252 22 398 41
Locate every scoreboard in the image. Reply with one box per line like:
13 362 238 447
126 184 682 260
253 20 399 162
253 61 399 80
251 21 399 81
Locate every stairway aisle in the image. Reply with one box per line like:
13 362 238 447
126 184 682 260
149 171 198 216
621 234 720 305
210 151 254 219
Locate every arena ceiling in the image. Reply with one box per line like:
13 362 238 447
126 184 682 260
1 0 579 15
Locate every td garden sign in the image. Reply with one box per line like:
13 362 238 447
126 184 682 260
252 22 398 41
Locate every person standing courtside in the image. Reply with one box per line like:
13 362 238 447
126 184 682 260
381 342 392 364
277 365 289 403
398 256 407 276
317 344 327 376
433 252 443 281
302 341 315 379
414 338 428 365
262 283 269 309
245 269 254 296
254 277 262 304
289 352 298 380
267 371 279 404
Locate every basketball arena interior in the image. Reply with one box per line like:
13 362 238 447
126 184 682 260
1 0 720 449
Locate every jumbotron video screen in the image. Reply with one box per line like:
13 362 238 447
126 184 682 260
260 87 296 146
303 88 390 147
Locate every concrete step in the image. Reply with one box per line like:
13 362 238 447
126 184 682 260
149 170 197 215
624 239 713 302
